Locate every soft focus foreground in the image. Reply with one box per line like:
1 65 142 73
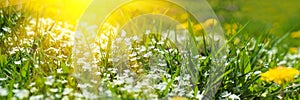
0 0 300 100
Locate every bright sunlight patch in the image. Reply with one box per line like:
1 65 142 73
73 0 226 99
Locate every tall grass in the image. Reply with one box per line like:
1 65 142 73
0 3 299 100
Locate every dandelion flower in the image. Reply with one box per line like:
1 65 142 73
224 23 238 35
203 18 218 28
171 96 188 100
260 66 299 85
291 30 300 38
289 47 298 54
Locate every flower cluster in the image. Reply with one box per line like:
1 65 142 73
260 66 299 85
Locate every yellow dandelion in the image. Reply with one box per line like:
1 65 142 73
171 96 188 100
180 13 189 20
224 23 238 35
291 30 300 38
193 23 203 32
289 47 298 54
260 66 299 85
176 22 190 30
203 18 218 28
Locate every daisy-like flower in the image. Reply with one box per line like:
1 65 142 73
0 88 8 96
14 61 21 65
260 66 299 85
13 89 30 99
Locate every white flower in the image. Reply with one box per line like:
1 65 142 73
0 88 8 96
125 77 134 84
77 83 93 89
29 82 36 87
0 78 7 81
2 27 11 33
196 91 204 100
60 79 68 84
30 87 38 93
13 89 30 99
62 96 69 100
132 36 138 41
158 63 167 67
229 94 240 100
113 79 124 85
253 71 261 75
34 64 39 68
50 88 58 93
57 68 63 74
14 84 19 88
14 61 21 65
55 94 62 98
29 95 44 100
154 82 167 91
62 88 73 95
73 92 84 98
221 91 240 100
45 76 55 86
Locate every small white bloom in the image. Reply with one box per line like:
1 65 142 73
62 96 69 100
45 76 55 86
30 87 38 93
60 79 68 84
29 95 44 100
50 88 58 93
158 63 167 67
113 79 124 85
62 88 73 95
0 88 8 96
0 78 7 81
2 27 11 33
55 94 62 98
57 68 63 74
132 36 138 41
77 83 92 89
253 71 261 75
228 94 240 100
14 84 19 88
34 64 39 68
13 89 30 99
196 91 204 100
14 61 21 65
73 92 84 98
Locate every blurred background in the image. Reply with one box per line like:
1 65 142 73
2 0 300 46
209 0 300 46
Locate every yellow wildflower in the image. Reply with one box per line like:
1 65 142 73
171 96 188 100
224 23 238 35
291 30 300 38
203 18 218 28
193 23 203 32
260 66 299 85
289 47 298 54
180 13 189 20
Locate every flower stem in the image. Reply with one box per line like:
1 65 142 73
281 84 285 100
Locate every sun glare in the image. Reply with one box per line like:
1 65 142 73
20 0 92 24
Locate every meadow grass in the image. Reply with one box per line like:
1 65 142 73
0 3 300 100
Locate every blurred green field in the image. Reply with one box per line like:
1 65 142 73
209 0 300 46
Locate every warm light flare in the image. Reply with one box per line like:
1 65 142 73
2 0 92 24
